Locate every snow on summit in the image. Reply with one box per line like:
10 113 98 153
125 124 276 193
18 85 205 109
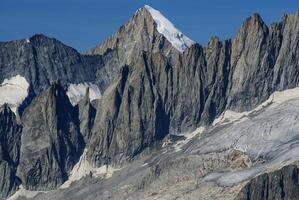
144 5 195 52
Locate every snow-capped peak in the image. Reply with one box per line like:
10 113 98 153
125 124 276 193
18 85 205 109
144 5 195 52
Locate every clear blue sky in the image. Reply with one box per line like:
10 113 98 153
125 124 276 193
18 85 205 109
1 0 298 52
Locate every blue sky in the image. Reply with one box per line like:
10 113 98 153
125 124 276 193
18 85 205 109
1 0 299 52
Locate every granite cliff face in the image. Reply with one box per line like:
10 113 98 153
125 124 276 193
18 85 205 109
0 105 21 198
0 5 299 199
236 165 299 200
227 13 299 111
17 83 84 190
78 87 96 141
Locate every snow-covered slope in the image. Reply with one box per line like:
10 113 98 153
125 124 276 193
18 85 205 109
0 75 29 114
144 5 195 52
66 83 101 106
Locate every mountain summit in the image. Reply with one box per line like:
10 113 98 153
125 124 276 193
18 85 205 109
87 5 195 59
143 5 195 52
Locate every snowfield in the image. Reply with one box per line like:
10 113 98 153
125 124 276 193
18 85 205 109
66 83 102 106
0 75 29 114
145 5 195 52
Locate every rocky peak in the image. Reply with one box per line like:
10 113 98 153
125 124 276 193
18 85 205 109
87 5 191 60
245 13 264 25
85 5 196 93
233 13 268 48
28 33 53 43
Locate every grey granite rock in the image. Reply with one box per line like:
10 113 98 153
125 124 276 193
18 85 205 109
87 57 169 166
236 165 299 200
0 105 21 199
78 88 96 142
17 83 84 190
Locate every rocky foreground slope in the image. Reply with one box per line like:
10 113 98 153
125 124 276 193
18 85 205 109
0 5 299 200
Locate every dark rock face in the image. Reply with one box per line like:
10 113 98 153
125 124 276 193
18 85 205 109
78 88 96 142
17 83 84 190
0 105 22 198
236 165 299 200
87 58 169 166
87 7 178 59
0 34 104 96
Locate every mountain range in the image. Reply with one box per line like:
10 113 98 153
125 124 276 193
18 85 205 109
1 5 299 200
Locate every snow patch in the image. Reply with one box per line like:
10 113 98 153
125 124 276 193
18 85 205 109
60 149 120 189
66 83 101 106
144 5 195 52
7 185 45 200
0 75 29 114
26 38 30 43
174 126 205 152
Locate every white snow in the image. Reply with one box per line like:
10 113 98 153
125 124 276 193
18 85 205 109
144 5 195 52
174 126 205 152
60 149 120 189
66 83 101 106
0 75 29 114
7 185 45 200
26 38 30 43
